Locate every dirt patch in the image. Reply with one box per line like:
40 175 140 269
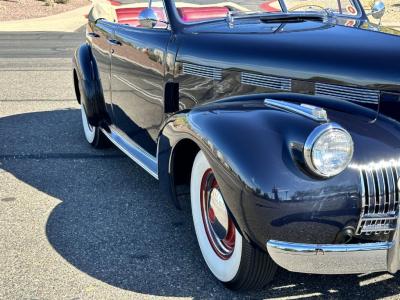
0 0 90 21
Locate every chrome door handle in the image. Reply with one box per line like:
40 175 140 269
87 32 100 38
107 39 122 46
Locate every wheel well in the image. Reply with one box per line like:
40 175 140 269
172 139 200 187
73 69 81 104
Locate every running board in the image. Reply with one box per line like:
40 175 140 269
101 127 158 179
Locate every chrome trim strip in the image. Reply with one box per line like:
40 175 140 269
264 99 328 122
387 166 395 212
242 73 292 91
396 165 400 209
101 126 158 179
377 167 385 215
366 168 376 215
267 240 393 275
182 63 222 80
362 213 397 220
315 83 380 104
356 170 366 235
361 224 395 233
113 74 163 103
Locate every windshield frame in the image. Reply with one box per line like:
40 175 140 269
169 0 366 25
281 0 364 18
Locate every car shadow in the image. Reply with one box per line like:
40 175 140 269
2 108 400 299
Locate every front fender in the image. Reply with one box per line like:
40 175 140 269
159 96 362 250
73 43 109 126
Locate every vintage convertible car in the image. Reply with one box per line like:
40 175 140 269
72 0 400 291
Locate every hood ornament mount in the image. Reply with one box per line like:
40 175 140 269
226 11 234 28
265 99 328 122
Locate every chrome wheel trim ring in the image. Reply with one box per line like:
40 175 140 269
200 169 236 260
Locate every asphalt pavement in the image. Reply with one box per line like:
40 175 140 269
1 31 400 300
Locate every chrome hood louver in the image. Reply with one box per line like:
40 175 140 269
240 72 383 109
315 83 380 105
241 72 292 92
182 63 222 80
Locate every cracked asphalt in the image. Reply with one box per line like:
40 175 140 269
1 31 400 300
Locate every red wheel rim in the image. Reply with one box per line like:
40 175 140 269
200 169 236 260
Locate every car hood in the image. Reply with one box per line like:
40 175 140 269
179 17 400 119
182 18 400 89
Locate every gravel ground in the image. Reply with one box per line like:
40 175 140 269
0 0 90 21
360 0 400 25
381 0 400 26
1 30 400 300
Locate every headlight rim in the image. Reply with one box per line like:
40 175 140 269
304 122 354 178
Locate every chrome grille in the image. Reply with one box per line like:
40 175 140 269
315 83 380 104
241 72 292 91
182 63 222 80
356 161 400 235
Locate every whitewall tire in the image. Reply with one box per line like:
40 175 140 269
81 104 96 144
80 104 109 148
190 150 277 290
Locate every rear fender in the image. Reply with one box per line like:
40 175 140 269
73 44 109 126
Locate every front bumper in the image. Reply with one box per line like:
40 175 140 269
266 158 400 275
267 233 400 274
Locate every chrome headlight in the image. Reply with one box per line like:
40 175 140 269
304 123 354 178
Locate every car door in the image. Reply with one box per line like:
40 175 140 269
110 2 171 157
87 18 117 119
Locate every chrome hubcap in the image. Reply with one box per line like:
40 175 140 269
209 188 229 240
200 169 235 259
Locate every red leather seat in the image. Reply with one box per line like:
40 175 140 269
178 7 229 22
108 0 121 6
115 7 166 26
260 1 281 12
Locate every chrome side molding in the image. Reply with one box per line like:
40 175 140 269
265 99 328 122
101 126 158 179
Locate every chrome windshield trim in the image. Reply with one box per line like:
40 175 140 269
265 99 328 122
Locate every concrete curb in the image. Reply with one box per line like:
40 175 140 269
0 5 91 32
